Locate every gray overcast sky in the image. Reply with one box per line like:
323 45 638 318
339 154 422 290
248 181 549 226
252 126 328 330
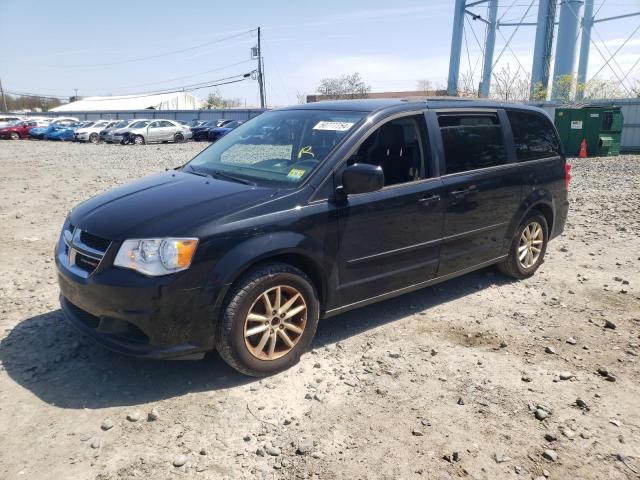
1 0 639 107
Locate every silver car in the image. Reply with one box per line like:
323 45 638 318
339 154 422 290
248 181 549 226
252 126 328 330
108 120 150 144
127 119 193 145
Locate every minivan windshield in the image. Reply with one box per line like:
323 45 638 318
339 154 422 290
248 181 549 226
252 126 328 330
186 109 365 187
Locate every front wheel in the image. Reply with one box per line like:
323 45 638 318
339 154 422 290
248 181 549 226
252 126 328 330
174 132 185 143
10 132 20 140
89 133 99 144
133 134 145 145
498 211 548 279
216 262 320 377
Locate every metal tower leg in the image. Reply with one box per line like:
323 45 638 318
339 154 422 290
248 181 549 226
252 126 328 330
530 0 558 98
576 0 594 99
447 0 467 96
551 0 585 100
480 0 498 98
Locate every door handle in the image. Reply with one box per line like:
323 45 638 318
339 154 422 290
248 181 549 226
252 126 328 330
418 194 441 205
450 189 470 199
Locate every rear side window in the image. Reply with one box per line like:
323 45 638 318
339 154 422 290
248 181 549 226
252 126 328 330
507 110 560 161
438 113 507 174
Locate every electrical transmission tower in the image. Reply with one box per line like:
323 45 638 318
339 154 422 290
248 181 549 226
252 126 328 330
446 0 640 101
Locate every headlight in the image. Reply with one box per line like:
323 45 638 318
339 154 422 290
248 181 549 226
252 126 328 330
114 238 198 276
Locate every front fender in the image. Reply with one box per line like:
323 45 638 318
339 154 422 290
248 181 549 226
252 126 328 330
203 230 335 324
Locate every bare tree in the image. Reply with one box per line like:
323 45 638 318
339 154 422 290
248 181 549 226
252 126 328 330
205 88 241 109
416 79 434 96
583 77 627 100
457 71 478 97
296 91 307 104
316 73 371 100
491 64 530 102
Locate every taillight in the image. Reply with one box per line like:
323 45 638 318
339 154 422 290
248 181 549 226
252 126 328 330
564 163 572 190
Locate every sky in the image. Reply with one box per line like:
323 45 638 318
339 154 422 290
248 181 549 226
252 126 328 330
1 0 639 107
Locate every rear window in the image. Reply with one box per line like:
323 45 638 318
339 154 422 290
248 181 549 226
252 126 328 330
507 110 560 161
438 113 508 174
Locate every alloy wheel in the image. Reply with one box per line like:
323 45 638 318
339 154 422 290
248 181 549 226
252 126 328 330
10 132 19 140
243 285 307 360
518 221 544 269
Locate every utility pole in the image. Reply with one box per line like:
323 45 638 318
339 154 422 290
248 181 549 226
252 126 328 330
74 88 78 102
257 27 265 109
0 77 7 112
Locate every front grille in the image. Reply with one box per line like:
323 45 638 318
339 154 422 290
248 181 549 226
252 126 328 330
80 231 110 252
75 252 101 273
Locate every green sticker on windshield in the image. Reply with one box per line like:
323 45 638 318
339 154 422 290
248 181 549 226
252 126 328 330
287 168 306 180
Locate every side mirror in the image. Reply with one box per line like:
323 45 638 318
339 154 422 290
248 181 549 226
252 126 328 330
341 163 384 195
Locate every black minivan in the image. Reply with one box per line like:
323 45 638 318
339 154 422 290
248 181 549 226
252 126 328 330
56 99 570 376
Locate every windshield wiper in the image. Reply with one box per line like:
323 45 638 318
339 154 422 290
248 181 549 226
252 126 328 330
184 165 213 178
184 165 255 186
209 170 256 186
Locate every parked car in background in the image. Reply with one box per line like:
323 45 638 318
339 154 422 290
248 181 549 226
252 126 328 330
55 99 569 376
44 122 85 141
207 120 243 142
101 120 135 143
127 119 192 145
50 117 80 125
75 120 119 143
0 116 24 128
0 120 38 139
187 120 206 128
190 120 219 141
30 123 65 140
111 120 151 145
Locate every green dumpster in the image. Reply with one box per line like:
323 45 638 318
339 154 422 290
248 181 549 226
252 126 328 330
554 106 623 157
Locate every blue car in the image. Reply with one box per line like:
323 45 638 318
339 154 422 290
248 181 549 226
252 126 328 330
30 123 62 140
45 122 82 141
207 120 243 142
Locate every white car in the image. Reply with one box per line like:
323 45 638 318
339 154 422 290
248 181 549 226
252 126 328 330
0 115 24 128
127 119 193 145
74 120 119 143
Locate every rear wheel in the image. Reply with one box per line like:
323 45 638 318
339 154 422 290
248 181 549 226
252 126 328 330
133 135 145 145
498 211 548 279
216 262 320 377
10 132 19 140
89 133 99 144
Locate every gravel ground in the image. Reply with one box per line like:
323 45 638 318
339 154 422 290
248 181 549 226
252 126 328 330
0 140 639 480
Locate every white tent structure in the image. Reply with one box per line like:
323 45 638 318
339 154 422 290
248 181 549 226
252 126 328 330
50 92 204 112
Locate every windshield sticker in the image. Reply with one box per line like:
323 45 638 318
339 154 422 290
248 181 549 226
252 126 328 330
313 121 354 131
287 168 307 180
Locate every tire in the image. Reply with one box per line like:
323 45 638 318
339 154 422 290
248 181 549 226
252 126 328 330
174 132 185 143
498 210 548 279
216 262 320 377
133 135 145 145
89 133 99 144
10 132 19 140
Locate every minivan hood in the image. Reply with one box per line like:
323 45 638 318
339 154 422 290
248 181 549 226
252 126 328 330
69 170 276 240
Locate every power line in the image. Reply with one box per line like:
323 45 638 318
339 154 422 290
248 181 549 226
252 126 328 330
27 29 256 68
5 72 256 101
107 59 255 93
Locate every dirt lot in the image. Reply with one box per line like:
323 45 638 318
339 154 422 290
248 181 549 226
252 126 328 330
0 140 638 480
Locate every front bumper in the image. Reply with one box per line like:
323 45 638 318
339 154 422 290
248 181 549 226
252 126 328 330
75 132 89 141
55 234 217 359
